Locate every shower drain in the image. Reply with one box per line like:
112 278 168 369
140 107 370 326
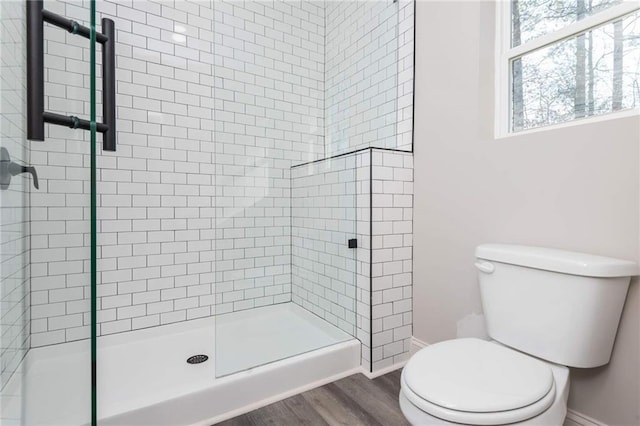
186 354 209 364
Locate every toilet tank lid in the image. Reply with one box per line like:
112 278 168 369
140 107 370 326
476 244 637 277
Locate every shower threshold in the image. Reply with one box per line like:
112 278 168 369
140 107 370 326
9 303 361 426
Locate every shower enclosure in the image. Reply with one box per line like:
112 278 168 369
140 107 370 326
0 0 414 424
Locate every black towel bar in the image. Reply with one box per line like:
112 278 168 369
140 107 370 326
27 0 117 151
44 112 109 133
42 9 108 43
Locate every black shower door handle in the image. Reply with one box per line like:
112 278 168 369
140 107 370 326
27 1 117 151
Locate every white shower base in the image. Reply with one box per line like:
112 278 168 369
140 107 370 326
6 303 360 426
216 302 354 376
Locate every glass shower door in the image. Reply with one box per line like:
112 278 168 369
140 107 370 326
212 0 359 378
214 152 358 378
1 0 98 424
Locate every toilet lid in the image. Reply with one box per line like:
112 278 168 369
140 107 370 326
403 338 554 413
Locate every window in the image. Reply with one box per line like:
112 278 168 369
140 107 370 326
497 0 640 134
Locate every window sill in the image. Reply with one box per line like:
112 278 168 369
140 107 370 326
495 108 640 140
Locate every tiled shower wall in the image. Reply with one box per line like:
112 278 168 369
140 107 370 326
370 149 413 371
291 155 357 335
355 150 372 369
0 0 30 389
396 0 414 152
213 0 324 314
292 148 413 372
32 0 325 346
325 0 414 157
31 0 218 346
30 0 413 353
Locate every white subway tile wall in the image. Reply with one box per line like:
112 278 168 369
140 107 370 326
355 150 372 370
291 149 413 372
291 155 357 335
30 0 414 367
396 0 414 152
325 0 414 157
213 0 325 314
32 0 217 346
370 149 413 371
0 0 30 391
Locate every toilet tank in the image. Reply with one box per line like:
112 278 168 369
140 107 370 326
475 244 637 368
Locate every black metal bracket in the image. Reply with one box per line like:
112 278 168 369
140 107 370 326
348 238 358 249
27 0 116 151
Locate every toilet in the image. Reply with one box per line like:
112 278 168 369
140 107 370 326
400 244 637 425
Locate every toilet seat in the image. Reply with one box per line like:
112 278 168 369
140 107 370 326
401 339 557 425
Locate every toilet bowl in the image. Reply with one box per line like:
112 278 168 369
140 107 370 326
399 339 570 425
399 244 636 426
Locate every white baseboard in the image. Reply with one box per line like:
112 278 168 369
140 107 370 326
564 409 606 426
360 337 430 379
360 362 405 379
410 336 428 355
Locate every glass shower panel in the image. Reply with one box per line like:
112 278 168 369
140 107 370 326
325 0 401 157
1 2 30 423
214 152 357 378
213 0 360 378
0 0 97 424
290 155 359 335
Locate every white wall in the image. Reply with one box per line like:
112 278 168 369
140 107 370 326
413 1 640 425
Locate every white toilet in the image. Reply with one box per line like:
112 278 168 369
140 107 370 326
400 244 637 425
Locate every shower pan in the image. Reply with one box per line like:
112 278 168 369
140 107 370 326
0 0 414 424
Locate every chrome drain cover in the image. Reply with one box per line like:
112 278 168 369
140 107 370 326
186 354 209 364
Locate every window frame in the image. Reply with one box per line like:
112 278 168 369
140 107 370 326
495 0 640 137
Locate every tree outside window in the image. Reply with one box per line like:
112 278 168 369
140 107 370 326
507 0 640 132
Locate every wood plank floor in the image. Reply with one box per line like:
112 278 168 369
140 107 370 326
217 370 410 426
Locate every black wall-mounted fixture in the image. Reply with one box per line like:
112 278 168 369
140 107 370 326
27 0 117 151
